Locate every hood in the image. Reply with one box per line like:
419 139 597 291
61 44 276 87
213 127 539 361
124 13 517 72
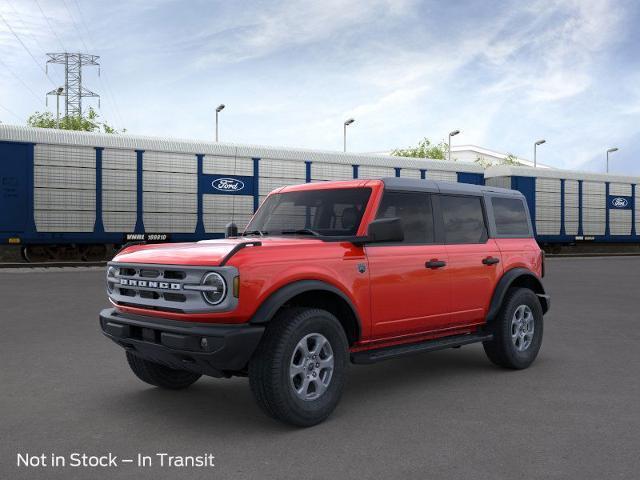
113 236 324 266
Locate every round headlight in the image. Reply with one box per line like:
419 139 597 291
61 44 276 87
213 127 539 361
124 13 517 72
106 266 117 294
201 272 227 305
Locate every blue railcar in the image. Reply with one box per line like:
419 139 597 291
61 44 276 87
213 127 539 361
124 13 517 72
0 125 484 260
485 165 639 247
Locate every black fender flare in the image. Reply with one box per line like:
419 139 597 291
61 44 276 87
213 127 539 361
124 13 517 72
249 279 362 337
486 268 549 323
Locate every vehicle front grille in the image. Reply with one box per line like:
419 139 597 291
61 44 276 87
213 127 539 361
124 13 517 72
106 262 237 313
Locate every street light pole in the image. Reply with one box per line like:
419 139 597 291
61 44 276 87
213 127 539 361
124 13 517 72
343 118 355 152
534 139 546 167
606 147 618 173
448 130 460 162
55 87 63 128
215 104 225 142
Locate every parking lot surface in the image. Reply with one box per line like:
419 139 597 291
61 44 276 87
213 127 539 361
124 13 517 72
1 257 639 479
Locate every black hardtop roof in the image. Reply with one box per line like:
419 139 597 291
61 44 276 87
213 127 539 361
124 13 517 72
381 177 522 198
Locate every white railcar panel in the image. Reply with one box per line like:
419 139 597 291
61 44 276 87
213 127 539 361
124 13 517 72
34 144 95 168
203 156 254 176
583 221 605 235
103 169 136 191
609 209 632 235
260 158 306 179
535 190 561 207
143 171 196 193
103 149 136 170
35 210 95 232
564 192 579 208
564 206 579 223
203 195 254 215
536 205 561 222
144 192 197 213
34 165 95 190
609 183 632 196
426 170 457 182
103 212 136 232
143 151 197 173
582 195 606 209
143 213 197 232
535 178 561 193
484 176 511 189
35 188 95 211
565 221 579 235
564 180 579 194
358 166 396 179
103 190 136 212
400 169 422 179
311 163 353 181
535 220 560 235
259 177 304 196
582 181 606 196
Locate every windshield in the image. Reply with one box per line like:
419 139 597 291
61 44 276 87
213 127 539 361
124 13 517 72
245 188 372 237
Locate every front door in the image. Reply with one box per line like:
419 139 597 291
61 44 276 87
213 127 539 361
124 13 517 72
367 191 451 340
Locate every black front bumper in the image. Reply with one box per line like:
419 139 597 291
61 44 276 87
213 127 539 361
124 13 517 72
99 308 264 377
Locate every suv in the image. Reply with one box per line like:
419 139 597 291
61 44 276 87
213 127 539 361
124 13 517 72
100 178 549 426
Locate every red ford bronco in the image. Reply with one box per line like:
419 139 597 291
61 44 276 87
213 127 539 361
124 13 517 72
100 178 549 426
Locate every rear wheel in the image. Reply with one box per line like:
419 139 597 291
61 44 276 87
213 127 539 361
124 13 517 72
483 287 544 369
249 307 349 427
126 351 201 389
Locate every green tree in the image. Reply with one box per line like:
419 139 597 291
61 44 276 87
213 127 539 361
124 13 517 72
391 137 449 160
27 107 125 134
475 152 522 169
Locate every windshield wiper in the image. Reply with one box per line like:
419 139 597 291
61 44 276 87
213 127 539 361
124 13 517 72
280 228 321 237
243 230 267 237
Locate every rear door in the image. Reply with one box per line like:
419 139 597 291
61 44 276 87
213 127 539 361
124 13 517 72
366 191 451 340
0 142 29 232
438 194 502 325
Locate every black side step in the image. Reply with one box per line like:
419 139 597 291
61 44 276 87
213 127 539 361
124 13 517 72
350 332 493 365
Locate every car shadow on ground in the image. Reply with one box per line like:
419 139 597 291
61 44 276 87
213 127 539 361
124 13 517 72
100 346 504 433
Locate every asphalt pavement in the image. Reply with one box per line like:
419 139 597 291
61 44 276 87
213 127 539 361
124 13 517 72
1 258 639 479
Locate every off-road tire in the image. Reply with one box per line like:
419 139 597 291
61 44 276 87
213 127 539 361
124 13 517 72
483 287 544 369
249 307 349 427
126 351 201 389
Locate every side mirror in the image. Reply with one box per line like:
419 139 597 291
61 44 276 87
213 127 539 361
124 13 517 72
363 217 404 244
225 222 238 238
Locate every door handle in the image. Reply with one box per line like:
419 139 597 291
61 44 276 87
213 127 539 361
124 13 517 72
482 256 500 265
426 260 446 269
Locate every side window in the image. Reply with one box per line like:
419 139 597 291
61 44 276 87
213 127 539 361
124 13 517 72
376 191 434 244
491 197 531 236
440 195 488 244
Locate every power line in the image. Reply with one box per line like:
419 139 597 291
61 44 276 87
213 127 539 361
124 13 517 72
0 102 23 122
34 0 67 52
0 12 57 87
0 57 43 103
5 0 64 85
60 0 89 51
67 0 125 127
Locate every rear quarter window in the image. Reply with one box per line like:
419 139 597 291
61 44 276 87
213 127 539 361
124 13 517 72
491 197 531 236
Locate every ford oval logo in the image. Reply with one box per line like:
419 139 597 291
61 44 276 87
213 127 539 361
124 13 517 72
212 178 245 192
611 197 629 208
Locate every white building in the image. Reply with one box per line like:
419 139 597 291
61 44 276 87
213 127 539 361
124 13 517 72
451 145 553 169
367 145 553 169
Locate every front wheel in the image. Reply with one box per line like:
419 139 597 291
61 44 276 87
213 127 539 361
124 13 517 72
483 288 544 369
249 307 349 427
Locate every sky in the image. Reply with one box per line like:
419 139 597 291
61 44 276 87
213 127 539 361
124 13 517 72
0 0 639 174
